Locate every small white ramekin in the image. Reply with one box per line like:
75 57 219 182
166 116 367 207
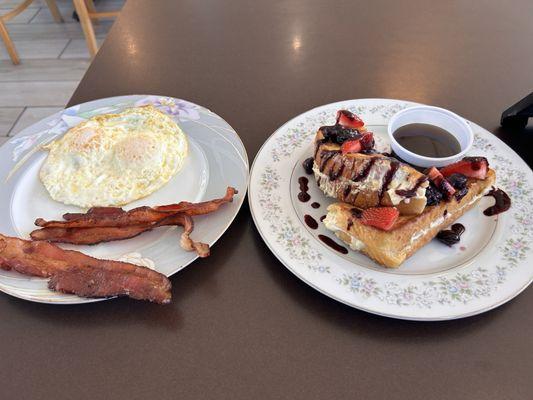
387 105 473 168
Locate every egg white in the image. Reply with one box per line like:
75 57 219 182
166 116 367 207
40 105 188 208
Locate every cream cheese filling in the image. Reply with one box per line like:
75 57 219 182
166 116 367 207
322 185 491 255
323 214 366 251
405 186 492 252
313 162 426 206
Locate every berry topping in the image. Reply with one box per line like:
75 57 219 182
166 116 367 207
336 110 364 129
451 223 465 235
447 173 468 201
340 132 374 154
341 139 362 154
425 167 456 200
425 166 441 182
425 183 443 206
447 173 468 189
320 125 361 145
436 230 461 246
436 223 465 247
440 157 488 180
360 132 375 149
302 157 314 174
360 207 399 231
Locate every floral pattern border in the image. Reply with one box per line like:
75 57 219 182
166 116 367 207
253 100 533 313
1 95 246 304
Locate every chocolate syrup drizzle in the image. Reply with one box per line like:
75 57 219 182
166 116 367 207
330 163 345 181
353 158 377 182
343 185 351 199
318 234 349 254
484 187 511 216
318 150 339 173
304 215 319 229
378 161 400 201
297 176 310 202
395 176 428 198
346 208 362 231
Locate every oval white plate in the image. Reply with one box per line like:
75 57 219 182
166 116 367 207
0 95 249 304
249 98 533 320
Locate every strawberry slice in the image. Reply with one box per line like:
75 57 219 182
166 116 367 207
360 207 399 231
425 167 456 200
341 132 374 154
426 167 443 183
341 139 362 154
440 157 488 180
336 110 364 129
360 132 375 149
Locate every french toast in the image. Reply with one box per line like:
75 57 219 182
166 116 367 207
314 112 429 215
310 109 506 268
323 169 496 268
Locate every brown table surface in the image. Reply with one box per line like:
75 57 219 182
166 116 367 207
2 1 533 399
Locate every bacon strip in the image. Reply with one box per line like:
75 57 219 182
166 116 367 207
48 266 168 302
35 206 168 229
155 187 237 215
30 213 210 257
31 225 156 245
177 214 210 258
35 187 237 229
0 234 171 303
31 213 187 245
63 207 125 221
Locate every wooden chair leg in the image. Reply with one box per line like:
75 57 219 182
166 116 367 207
0 19 19 65
84 0 99 24
44 0 64 23
73 0 98 57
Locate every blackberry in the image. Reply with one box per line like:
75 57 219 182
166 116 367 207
447 173 468 190
455 187 468 201
436 223 465 247
436 230 461 246
360 148 378 155
302 157 314 174
425 183 442 206
320 125 361 144
451 223 465 235
447 173 469 201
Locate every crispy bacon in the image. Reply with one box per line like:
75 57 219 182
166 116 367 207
48 266 169 302
31 213 187 244
35 187 237 229
0 234 171 303
177 214 210 258
30 225 155 245
63 207 125 221
155 187 237 215
30 214 210 257
35 206 168 229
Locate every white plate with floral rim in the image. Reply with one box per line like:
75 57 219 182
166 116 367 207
249 98 533 321
0 95 249 304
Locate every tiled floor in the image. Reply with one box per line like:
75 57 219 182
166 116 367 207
0 0 124 138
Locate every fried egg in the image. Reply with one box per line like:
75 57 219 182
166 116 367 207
40 105 188 208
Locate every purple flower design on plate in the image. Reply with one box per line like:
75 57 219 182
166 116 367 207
135 96 200 121
10 109 76 162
